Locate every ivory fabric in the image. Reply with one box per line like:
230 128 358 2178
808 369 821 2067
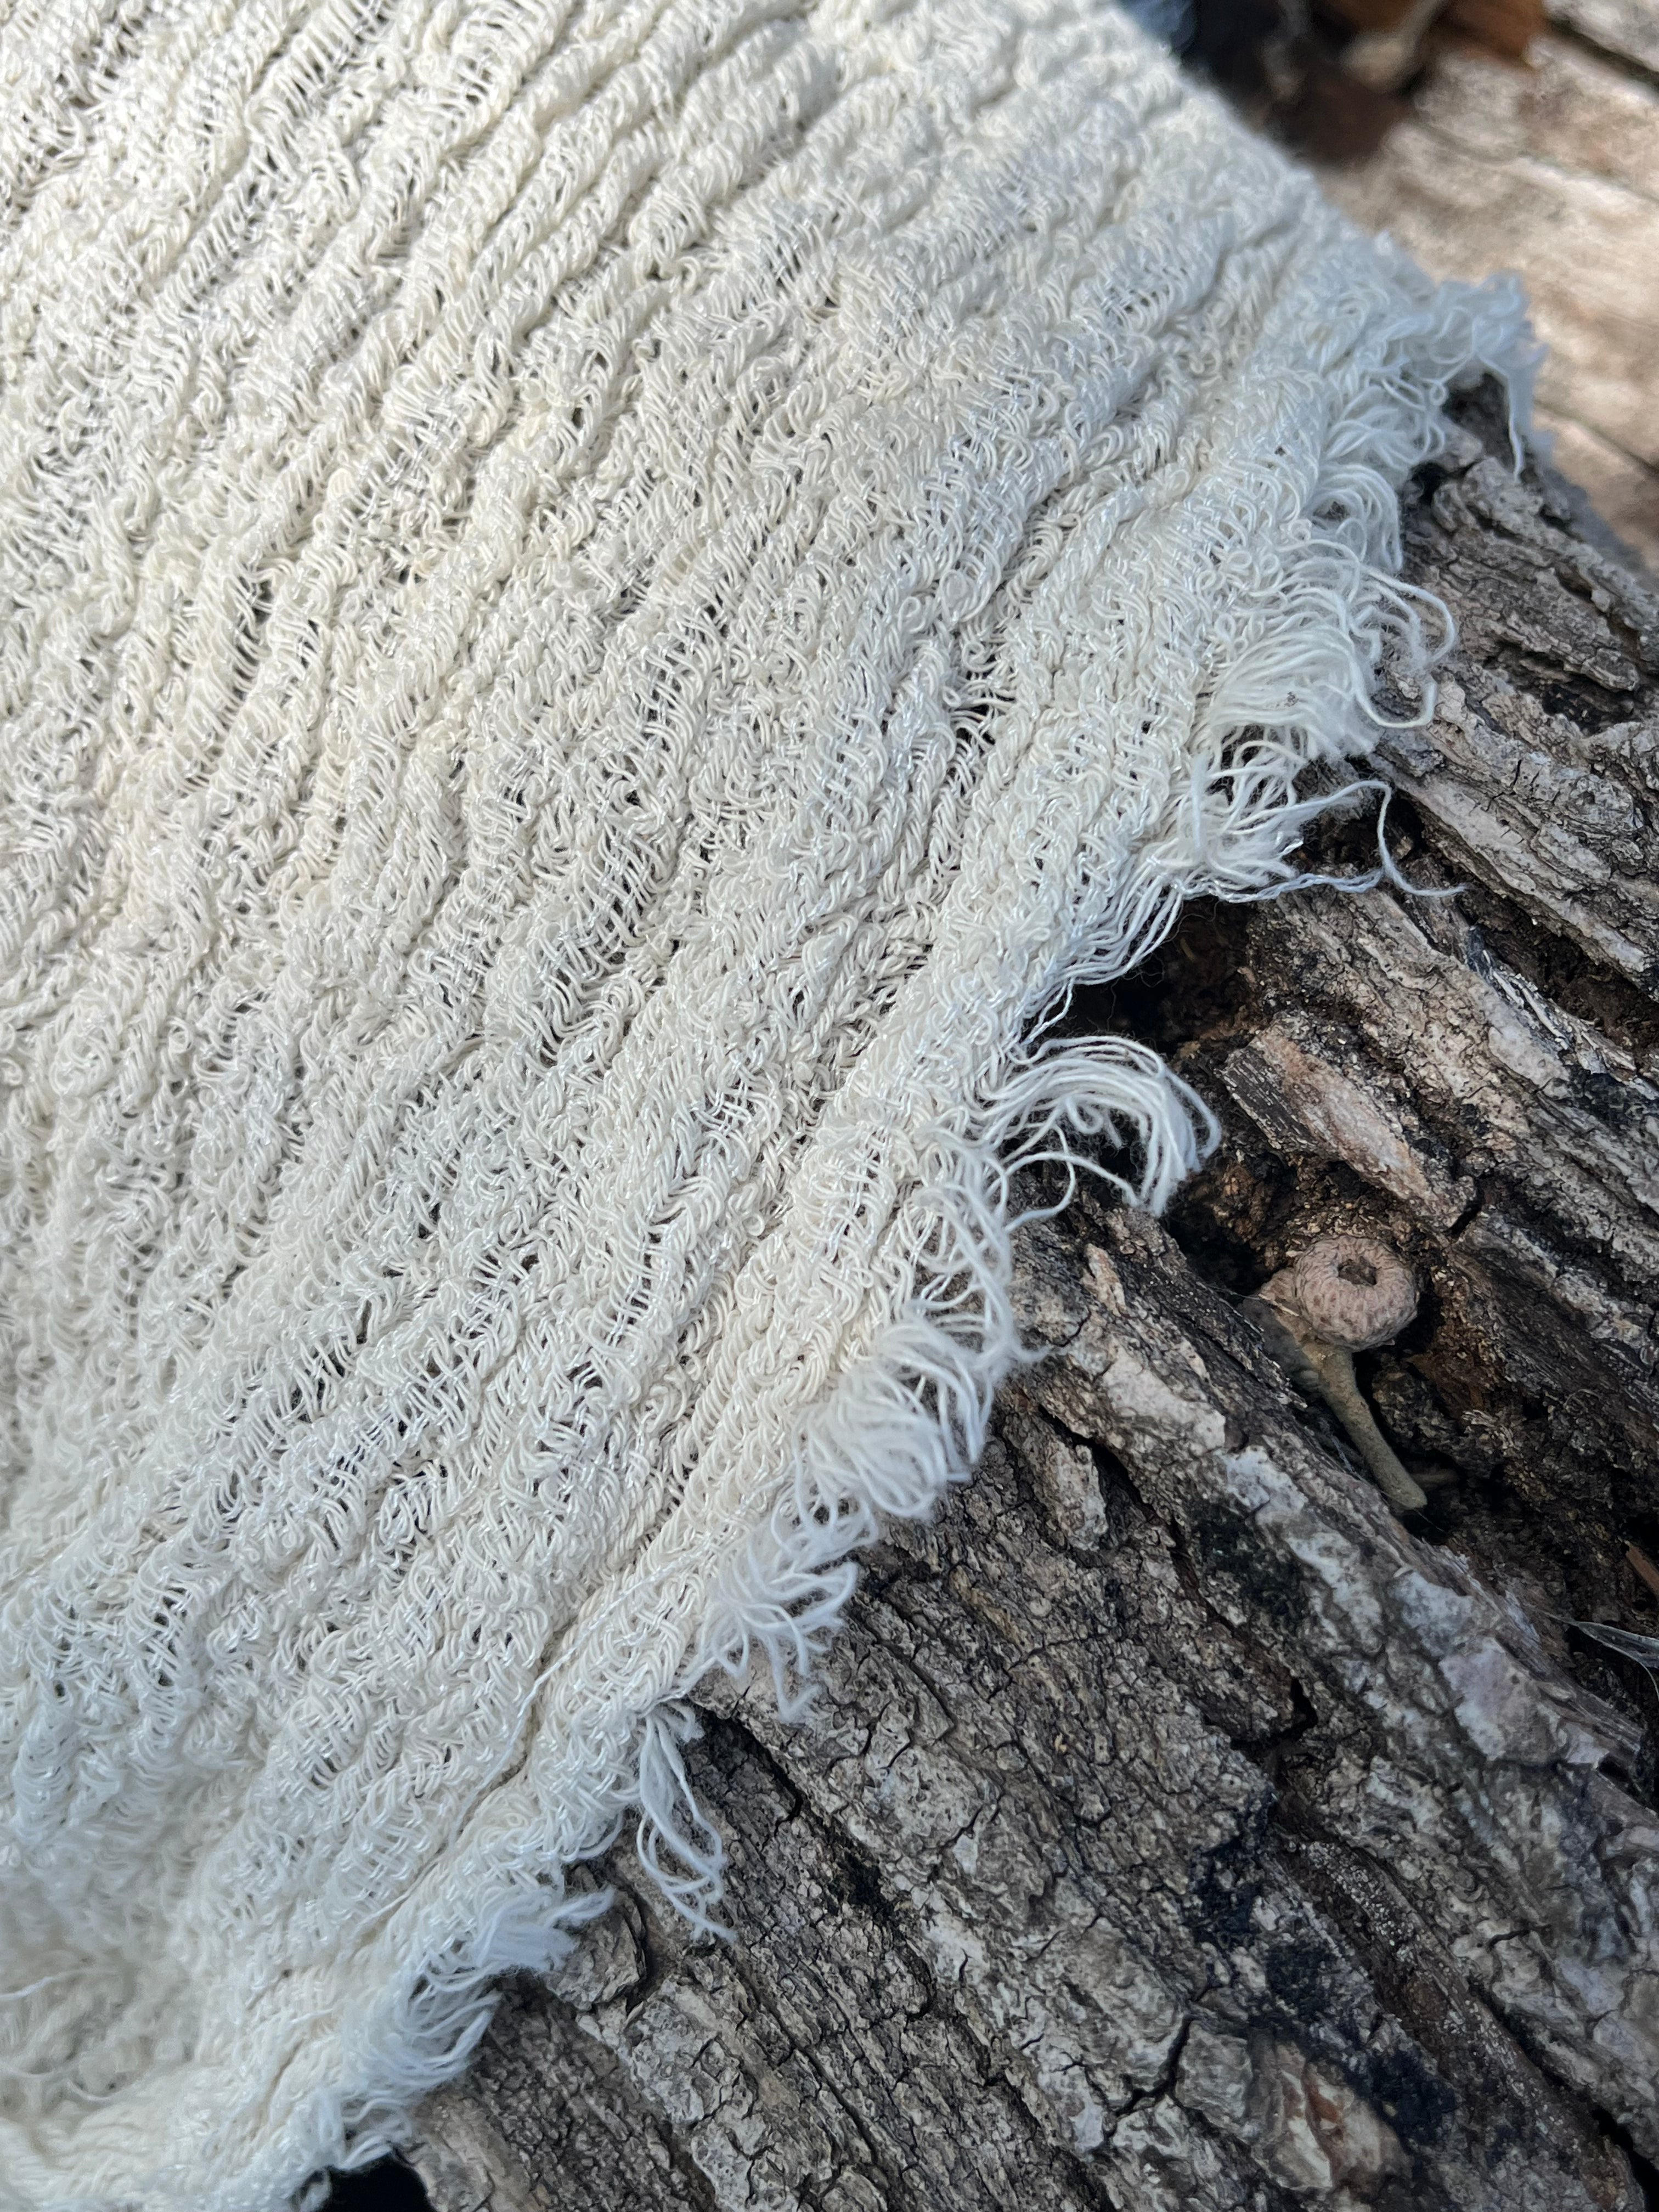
0 0 1526 2203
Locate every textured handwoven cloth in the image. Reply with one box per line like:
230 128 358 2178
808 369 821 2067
0 0 1526 2202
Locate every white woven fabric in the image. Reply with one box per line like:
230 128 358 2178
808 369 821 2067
0 0 1526 2203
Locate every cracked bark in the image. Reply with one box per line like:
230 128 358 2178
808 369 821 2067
407 386 1659 2212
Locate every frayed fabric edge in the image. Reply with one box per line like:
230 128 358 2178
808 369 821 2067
280 275 1538 2211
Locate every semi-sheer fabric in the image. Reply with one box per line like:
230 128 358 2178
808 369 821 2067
0 0 1526 2203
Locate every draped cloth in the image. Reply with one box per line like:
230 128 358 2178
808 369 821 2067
0 0 1526 2202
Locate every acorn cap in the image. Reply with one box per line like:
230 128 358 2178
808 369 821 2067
1284 1234 1418 1352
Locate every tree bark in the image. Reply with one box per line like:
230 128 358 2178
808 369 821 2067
405 386 1659 2212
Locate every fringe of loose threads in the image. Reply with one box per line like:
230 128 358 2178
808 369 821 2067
301 272 1537 2200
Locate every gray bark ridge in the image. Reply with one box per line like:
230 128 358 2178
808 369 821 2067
409 388 1659 2212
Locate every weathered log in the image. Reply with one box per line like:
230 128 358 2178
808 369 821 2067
402 386 1659 2212
1311 22 1659 575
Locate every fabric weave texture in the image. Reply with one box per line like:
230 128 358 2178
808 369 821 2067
0 0 1526 2203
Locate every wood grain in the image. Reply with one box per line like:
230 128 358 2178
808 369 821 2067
1316 33 1659 568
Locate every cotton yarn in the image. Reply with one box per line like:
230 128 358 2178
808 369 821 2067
0 0 1527 2203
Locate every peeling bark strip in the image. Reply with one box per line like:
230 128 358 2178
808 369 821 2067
410 394 1659 2212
